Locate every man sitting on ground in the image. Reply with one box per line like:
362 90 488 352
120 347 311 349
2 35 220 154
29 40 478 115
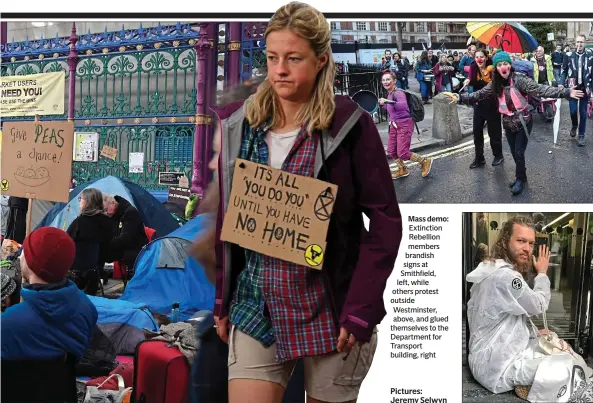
1 227 98 360
103 194 149 271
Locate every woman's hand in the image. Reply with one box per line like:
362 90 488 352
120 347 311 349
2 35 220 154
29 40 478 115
569 88 584 99
538 329 552 336
337 327 357 354
378 98 387 106
214 315 229 343
464 79 470 87
533 244 551 274
442 92 459 104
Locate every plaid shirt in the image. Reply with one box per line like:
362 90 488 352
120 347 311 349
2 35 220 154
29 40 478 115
228 120 338 362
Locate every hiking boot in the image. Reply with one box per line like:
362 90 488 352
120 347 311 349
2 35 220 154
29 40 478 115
392 159 409 180
570 127 577 138
491 156 504 166
469 158 486 169
511 179 525 195
392 166 410 180
578 136 585 147
420 157 433 178
515 385 531 400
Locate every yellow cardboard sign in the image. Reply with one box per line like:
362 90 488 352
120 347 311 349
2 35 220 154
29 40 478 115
220 159 338 269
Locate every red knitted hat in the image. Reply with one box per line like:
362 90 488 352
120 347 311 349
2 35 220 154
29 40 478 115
23 227 76 283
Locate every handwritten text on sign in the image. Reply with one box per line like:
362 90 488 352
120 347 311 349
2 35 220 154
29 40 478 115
0 121 74 203
220 159 338 269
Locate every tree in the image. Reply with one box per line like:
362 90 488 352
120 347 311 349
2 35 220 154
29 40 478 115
551 22 568 37
523 22 555 53
396 22 403 54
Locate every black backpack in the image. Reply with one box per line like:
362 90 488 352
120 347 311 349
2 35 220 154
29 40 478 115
393 90 424 134
401 90 425 123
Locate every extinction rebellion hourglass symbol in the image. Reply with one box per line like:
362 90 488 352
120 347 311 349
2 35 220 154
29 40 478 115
314 188 334 222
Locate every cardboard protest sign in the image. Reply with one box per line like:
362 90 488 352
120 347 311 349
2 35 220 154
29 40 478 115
168 186 192 207
0 72 65 117
0 121 74 203
100 145 118 160
220 159 338 269
159 172 187 186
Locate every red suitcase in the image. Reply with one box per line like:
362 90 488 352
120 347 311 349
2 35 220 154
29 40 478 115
133 340 190 403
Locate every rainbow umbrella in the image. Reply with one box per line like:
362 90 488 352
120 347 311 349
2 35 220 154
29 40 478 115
466 22 538 53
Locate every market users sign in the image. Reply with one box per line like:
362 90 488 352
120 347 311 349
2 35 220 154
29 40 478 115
0 72 65 117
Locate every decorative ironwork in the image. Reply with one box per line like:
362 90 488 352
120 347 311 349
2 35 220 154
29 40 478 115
75 23 198 52
71 124 194 190
1 23 201 189
241 22 267 80
1 34 71 59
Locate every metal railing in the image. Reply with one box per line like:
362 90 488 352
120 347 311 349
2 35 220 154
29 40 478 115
334 63 388 123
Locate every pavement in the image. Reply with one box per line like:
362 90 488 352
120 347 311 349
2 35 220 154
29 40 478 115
462 316 524 402
103 278 124 296
377 91 593 203
375 80 475 153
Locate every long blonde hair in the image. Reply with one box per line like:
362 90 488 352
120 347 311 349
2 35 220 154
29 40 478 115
245 1 336 133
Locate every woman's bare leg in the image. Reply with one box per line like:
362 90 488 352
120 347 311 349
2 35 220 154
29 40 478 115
229 379 285 403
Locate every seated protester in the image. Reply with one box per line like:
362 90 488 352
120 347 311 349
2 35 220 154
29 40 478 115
102 194 149 271
67 188 115 294
1 272 17 312
1 258 21 312
1 227 98 360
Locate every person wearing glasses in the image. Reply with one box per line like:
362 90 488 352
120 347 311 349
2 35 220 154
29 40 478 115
561 34 593 147
66 188 115 294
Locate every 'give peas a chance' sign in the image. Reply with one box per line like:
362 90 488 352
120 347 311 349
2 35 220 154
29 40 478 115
1 121 74 203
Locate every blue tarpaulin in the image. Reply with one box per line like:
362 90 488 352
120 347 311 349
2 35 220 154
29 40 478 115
120 214 215 321
87 295 159 355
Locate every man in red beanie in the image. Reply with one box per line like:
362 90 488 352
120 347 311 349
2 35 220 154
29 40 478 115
1 227 98 361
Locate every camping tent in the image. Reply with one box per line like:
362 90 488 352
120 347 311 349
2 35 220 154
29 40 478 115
37 176 180 237
87 296 159 355
119 214 215 321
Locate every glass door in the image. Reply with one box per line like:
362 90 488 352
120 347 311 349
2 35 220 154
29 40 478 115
464 212 592 354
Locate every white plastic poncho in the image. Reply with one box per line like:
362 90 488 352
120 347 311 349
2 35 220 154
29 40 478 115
467 259 593 402
467 259 550 393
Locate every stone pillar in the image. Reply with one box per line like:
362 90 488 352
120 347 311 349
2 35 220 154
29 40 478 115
67 23 78 122
191 23 212 196
431 93 462 144
226 22 242 88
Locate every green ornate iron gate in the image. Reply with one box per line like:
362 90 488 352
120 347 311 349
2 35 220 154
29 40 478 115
2 23 200 190
2 22 268 191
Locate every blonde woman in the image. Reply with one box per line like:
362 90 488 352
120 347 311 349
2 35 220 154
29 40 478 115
193 3 402 403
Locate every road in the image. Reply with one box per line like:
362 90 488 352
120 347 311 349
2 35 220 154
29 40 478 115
389 99 593 204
